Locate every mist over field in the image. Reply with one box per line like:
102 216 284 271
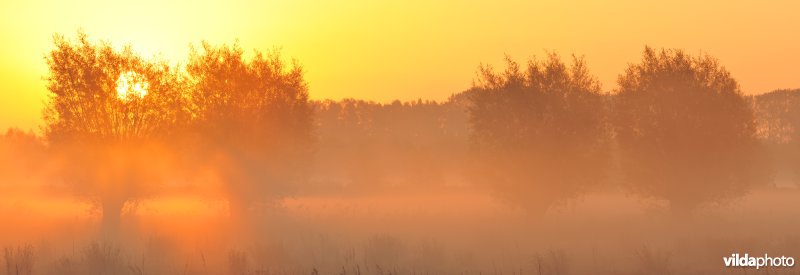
2 33 800 275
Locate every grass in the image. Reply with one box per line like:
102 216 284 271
4 245 34 275
3 237 800 275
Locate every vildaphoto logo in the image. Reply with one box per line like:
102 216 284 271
724 253 795 269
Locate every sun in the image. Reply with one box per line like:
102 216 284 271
115 71 149 100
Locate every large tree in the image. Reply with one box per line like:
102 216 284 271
44 32 188 235
187 42 313 218
468 54 610 213
614 47 769 213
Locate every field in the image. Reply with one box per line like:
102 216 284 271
2 185 800 275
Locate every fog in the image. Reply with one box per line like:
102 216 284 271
1 36 800 275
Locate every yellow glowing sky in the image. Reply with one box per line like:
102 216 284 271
1 0 799 131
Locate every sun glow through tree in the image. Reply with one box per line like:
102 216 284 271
115 71 148 100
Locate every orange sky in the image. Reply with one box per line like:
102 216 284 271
1 0 799 131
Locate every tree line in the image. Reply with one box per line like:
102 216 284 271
1 33 799 234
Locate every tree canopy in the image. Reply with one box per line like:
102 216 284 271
45 32 189 145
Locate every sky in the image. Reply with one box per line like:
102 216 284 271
1 0 799 131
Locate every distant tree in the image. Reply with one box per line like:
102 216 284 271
752 89 800 184
187 42 313 218
468 53 610 213
752 89 800 143
614 47 769 213
313 98 469 191
313 99 387 189
43 32 189 235
0 129 47 187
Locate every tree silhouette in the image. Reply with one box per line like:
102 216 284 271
614 47 770 213
752 89 800 185
187 42 313 218
43 32 189 235
468 54 610 213
0 129 47 188
313 98 468 191
752 89 800 143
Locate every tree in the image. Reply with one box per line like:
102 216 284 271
187 42 313 218
43 32 188 235
313 98 468 191
752 89 800 143
752 89 800 185
468 53 610 213
0 129 47 188
614 47 769 213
